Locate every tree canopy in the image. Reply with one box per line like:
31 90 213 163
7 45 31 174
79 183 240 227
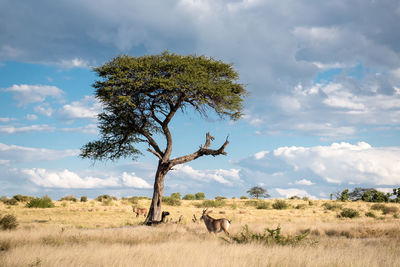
247 186 270 199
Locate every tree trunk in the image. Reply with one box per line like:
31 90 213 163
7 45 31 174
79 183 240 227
145 162 168 223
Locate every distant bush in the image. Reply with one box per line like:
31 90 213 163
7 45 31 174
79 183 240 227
371 203 386 211
194 199 225 208
240 196 248 200
244 200 258 207
256 201 270 210
365 211 377 218
12 194 32 202
195 192 205 200
80 196 88 202
289 196 300 200
0 214 18 230
382 206 399 215
3 198 18 206
215 196 227 200
302 197 310 201
182 194 195 200
232 196 236 199
322 202 343 211
272 200 289 210
96 195 117 202
339 208 359 218
295 204 307 209
162 197 181 206
170 192 181 200
60 195 78 202
26 196 54 208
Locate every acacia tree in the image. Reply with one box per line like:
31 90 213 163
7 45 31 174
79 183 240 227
80 51 246 223
247 186 270 199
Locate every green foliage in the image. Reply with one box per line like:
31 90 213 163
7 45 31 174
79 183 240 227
26 196 54 208
322 202 343 211
272 200 289 210
3 198 18 206
339 189 349 201
222 225 309 246
96 195 117 202
60 195 78 202
215 196 227 200
80 52 247 161
194 199 225 208
240 196 248 199
162 197 181 206
247 186 270 199
256 201 270 210
365 211 377 218
0 214 18 230
170 192 181 199
182 194 195 200
80 196 88 202
195 192 206 200
12 194 32 202
339 208 360 218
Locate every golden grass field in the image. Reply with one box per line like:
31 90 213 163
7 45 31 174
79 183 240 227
1 198 400 267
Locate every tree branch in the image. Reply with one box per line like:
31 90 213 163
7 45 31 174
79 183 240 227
147 148 163 161
169 133 229 167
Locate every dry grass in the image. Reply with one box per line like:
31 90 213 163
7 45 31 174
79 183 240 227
1 199 400 266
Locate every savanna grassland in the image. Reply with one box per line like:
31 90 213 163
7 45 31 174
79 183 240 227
1 198 400 267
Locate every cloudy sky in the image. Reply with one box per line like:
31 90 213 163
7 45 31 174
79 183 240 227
1 0 400 200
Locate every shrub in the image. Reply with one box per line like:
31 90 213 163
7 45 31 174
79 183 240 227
222 225 309 246
272 200 289 210
339 208 359 218
371 203 386 211
195 192 205 200
80 196 88 202
365 211 377 218
215 196 227 200
96 195 117 202
170 192 181 199
302 197 309 201
4 198 18 206
240 196 248 199
295 204 307 209
0 214 18 230
60 195 78 202
244 200 258 207
322 202 343 211
194 199 225 208
26 196 54 208
289 196 300 200
382 206 399 215
182 194 195 200
12 194 32 202
256 201 270 210
162 197 181 206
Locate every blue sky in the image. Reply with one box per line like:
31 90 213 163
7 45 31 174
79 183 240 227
1 0 400 200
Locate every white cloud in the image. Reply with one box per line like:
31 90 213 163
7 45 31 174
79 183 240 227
22 168 120 188
275 188 315 199
295 179 314 186
0 124 55 134
57 58 90 69
121 172 152 189
254 151 269 160
0 117 15 123
34 104 54 117
0 143 78 163
26 114 38 121
4 84 64 106
60 124 98 134
274 142 400 185
170 164 241 186
58 95 101 121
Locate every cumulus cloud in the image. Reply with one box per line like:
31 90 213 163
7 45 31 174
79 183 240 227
21 168 153 189
0 124 55 134
121 172 152 189
170 164 241 186
22 168 120 188
275 188 316 199
58 95 101 121
0 143 78 163
3 84 64 106
295 179 314 186
60 124 98 135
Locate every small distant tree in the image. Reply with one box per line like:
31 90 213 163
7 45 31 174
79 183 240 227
339 189 349 202
183 194 195 200
247 186 270 199
195 192 206 200
170 192 181 200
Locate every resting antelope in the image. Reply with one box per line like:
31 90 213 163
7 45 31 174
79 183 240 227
200 208 230 235
132 206 148 218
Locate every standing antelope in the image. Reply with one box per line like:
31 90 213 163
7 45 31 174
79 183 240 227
132 206 148 218
200 208 230 235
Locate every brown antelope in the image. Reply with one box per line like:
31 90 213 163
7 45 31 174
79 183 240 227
146 211 170 225
200 208 230 235
132 206 148 218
